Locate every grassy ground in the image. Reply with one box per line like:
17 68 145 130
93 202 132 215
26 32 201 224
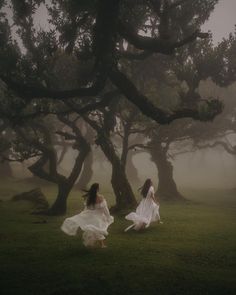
0 178 236 295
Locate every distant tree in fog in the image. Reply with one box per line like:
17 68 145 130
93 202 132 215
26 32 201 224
127 29 236 201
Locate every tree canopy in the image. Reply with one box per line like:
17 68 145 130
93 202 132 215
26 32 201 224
0 0 223 125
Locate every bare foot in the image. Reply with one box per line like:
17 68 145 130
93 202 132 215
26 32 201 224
99 240 107 248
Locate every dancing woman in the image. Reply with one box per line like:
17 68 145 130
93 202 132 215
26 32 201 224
125 179 162 231
61 183 114 248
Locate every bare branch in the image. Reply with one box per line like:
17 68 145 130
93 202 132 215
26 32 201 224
1 75 106 101
109 68 222 124
64 90 119 115
118 21 208 54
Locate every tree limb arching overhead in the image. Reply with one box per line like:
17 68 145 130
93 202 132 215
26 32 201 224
0 0 223 124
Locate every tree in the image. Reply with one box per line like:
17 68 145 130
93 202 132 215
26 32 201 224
82 98 138 211
2 115 91 215
75 120 95 189
172 84 236 177
142 29 236 200
0 0 222 126
0 0 232 209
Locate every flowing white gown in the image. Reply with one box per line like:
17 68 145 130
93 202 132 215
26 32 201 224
61 198 114 247
125 186 160 231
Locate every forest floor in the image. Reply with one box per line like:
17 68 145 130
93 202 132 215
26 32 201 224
0 178 236 295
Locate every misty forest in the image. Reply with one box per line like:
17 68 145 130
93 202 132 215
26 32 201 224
0 1 236 294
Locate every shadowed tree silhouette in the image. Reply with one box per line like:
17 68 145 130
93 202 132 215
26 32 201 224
0 0 222 125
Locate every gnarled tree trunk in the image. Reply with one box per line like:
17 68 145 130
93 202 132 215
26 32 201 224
30 145 90 215
47 181 72 215
150 143 184 201
96 135 137 211
111 159 137 211
25 119 91 215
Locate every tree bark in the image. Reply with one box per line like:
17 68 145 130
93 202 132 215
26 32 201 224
150 143 184 201
29 159 71 215
46 182 72 215
35 144 90 215
26 120 91 215
30 147 90 215
96 135 137 211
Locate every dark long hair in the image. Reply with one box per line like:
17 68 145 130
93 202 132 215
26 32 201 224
82 183 99 207
138 178 152 198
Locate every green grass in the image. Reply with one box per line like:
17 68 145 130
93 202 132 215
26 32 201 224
0 178 236 295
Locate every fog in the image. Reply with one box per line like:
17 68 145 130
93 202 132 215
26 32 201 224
202 0 236 44
11 142 236 191
3 0 236 193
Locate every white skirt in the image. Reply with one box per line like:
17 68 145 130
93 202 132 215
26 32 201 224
125 197 160 231
61 201 114 246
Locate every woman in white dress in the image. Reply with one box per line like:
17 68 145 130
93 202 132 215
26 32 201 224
61 183 114 248
125 179 161 231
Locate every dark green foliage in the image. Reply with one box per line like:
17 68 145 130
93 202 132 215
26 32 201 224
0 0 226 124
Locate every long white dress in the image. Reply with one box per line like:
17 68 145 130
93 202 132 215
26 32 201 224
125 186 160 231
61 198 114 247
